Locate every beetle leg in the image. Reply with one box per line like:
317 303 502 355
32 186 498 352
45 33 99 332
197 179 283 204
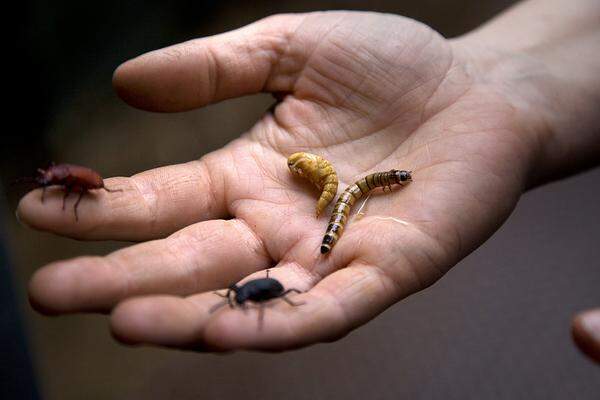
266 269 270 278
257 303 265 331
73 191 85 221
209 299 228 314
62 188 71 211
281 296 305 307
280 289 305 306
282 288 302 295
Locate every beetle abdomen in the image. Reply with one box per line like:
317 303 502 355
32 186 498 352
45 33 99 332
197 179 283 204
45 164 104 189
62 164 104 189
235 278 284 303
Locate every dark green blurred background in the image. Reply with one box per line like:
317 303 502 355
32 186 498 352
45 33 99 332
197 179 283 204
3 1 599 399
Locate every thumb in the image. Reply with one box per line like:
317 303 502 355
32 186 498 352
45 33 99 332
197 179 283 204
112 14 307 112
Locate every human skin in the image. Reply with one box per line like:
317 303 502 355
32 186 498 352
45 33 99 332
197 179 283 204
17 0 600 353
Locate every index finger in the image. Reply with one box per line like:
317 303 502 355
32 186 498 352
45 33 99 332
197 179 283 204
16 158 227 241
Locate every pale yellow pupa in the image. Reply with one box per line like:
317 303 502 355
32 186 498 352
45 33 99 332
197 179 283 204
287 152 338 217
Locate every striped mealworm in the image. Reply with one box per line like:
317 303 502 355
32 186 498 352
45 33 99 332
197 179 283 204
320 169 412 254
287 152 338 217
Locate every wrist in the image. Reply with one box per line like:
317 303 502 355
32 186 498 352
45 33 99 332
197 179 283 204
449 32 600 188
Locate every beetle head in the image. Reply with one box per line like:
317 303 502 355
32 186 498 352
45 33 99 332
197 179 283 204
35 168 52 186
228 283 239 292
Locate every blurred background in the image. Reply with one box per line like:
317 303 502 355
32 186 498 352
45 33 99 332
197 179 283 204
3 0 599 399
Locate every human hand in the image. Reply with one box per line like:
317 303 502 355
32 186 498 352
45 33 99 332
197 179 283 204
17 8 597 351
572 309 600 364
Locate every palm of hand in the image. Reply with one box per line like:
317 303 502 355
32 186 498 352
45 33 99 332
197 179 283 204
19 12 529 350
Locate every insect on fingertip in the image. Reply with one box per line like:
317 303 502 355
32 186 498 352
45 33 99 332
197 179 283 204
28 163 122 222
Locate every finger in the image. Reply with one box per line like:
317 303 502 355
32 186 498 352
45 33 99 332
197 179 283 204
110 295 216 349
28 219 270 314
109 263 318 350
17 158 227 241
203 262 407 350
109 214 444 350
572 308 600 364
113 14 310 112
108 256 413 351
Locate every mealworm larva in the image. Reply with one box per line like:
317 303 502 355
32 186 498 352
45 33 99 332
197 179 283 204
320 169 412 254
287 152 338 217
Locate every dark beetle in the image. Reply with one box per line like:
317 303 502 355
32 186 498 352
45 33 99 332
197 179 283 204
212 270 304 329
19 163 122 221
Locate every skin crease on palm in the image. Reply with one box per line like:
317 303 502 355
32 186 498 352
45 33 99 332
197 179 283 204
16 5 600 353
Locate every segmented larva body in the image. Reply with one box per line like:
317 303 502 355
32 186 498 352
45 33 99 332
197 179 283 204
287 152 338 217
320 169 412 254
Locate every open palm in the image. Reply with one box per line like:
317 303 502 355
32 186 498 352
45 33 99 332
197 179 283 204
19 12 532 350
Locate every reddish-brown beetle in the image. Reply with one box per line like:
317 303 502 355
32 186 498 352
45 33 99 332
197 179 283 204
19 163 122 221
